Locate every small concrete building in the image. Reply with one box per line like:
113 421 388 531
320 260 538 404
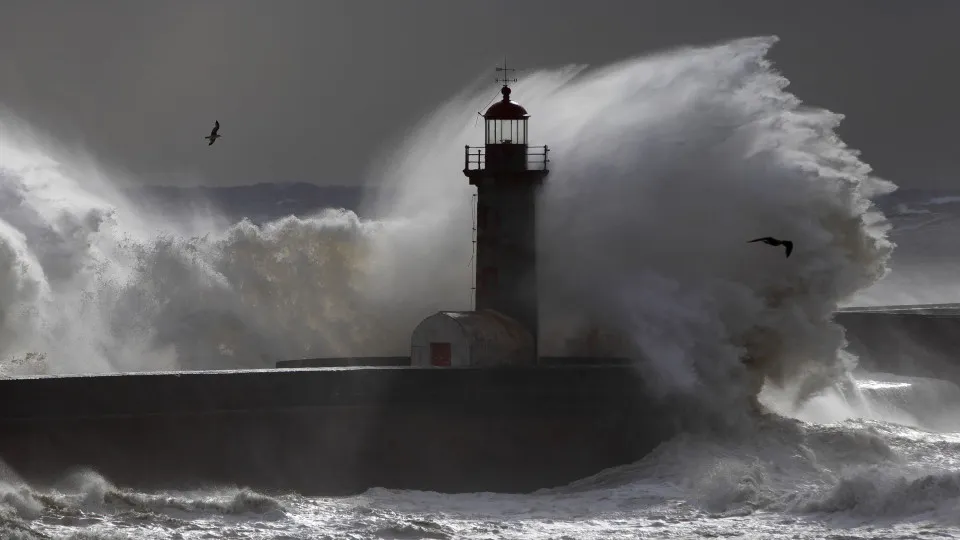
410 309 535 368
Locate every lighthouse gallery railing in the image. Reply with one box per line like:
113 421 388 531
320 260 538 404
464 145 550 173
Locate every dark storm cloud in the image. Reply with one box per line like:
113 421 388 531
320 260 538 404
0 0 957 188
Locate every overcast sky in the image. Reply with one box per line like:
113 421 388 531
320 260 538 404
0 1 957 189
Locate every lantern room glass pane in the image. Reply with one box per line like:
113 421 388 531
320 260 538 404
485 119 528 144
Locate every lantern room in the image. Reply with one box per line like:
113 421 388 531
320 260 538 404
484 86 529 145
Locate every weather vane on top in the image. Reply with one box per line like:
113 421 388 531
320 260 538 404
495 57 518 87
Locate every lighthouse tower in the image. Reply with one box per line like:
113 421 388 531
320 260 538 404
463 64 550 356
408 63 549 368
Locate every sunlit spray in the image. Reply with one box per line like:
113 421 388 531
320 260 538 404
368 36 895 416
0 38 894 421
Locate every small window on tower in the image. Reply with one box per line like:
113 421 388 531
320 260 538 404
477 204 488 229
481 267 499 289
487 207 500 232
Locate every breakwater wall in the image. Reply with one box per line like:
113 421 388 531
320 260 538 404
0 365 672 495
836 306 960 383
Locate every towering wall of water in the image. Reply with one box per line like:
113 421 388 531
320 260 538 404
0 37 894 416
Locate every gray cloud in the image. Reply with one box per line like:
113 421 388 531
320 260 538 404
0 0 957 188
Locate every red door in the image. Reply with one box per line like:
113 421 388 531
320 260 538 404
430 342 452 367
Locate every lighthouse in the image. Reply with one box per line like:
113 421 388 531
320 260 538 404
464 64 550 356
409 63 549 368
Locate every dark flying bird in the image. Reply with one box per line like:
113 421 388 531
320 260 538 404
747 236 793 258
205 120 221 146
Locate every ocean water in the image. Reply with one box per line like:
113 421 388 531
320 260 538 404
1 36 957 538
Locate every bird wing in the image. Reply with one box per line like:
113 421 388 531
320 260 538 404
747 237 774 243
210 120 220 136
783 241 793 257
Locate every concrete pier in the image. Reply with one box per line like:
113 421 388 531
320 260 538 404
0 306 955 496
0 365 673 495
836 305 960 383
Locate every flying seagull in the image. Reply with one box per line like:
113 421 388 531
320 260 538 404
748 236 793 258
205 120 221 146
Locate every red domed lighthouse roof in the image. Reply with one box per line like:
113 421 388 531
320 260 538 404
484 86 529 120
